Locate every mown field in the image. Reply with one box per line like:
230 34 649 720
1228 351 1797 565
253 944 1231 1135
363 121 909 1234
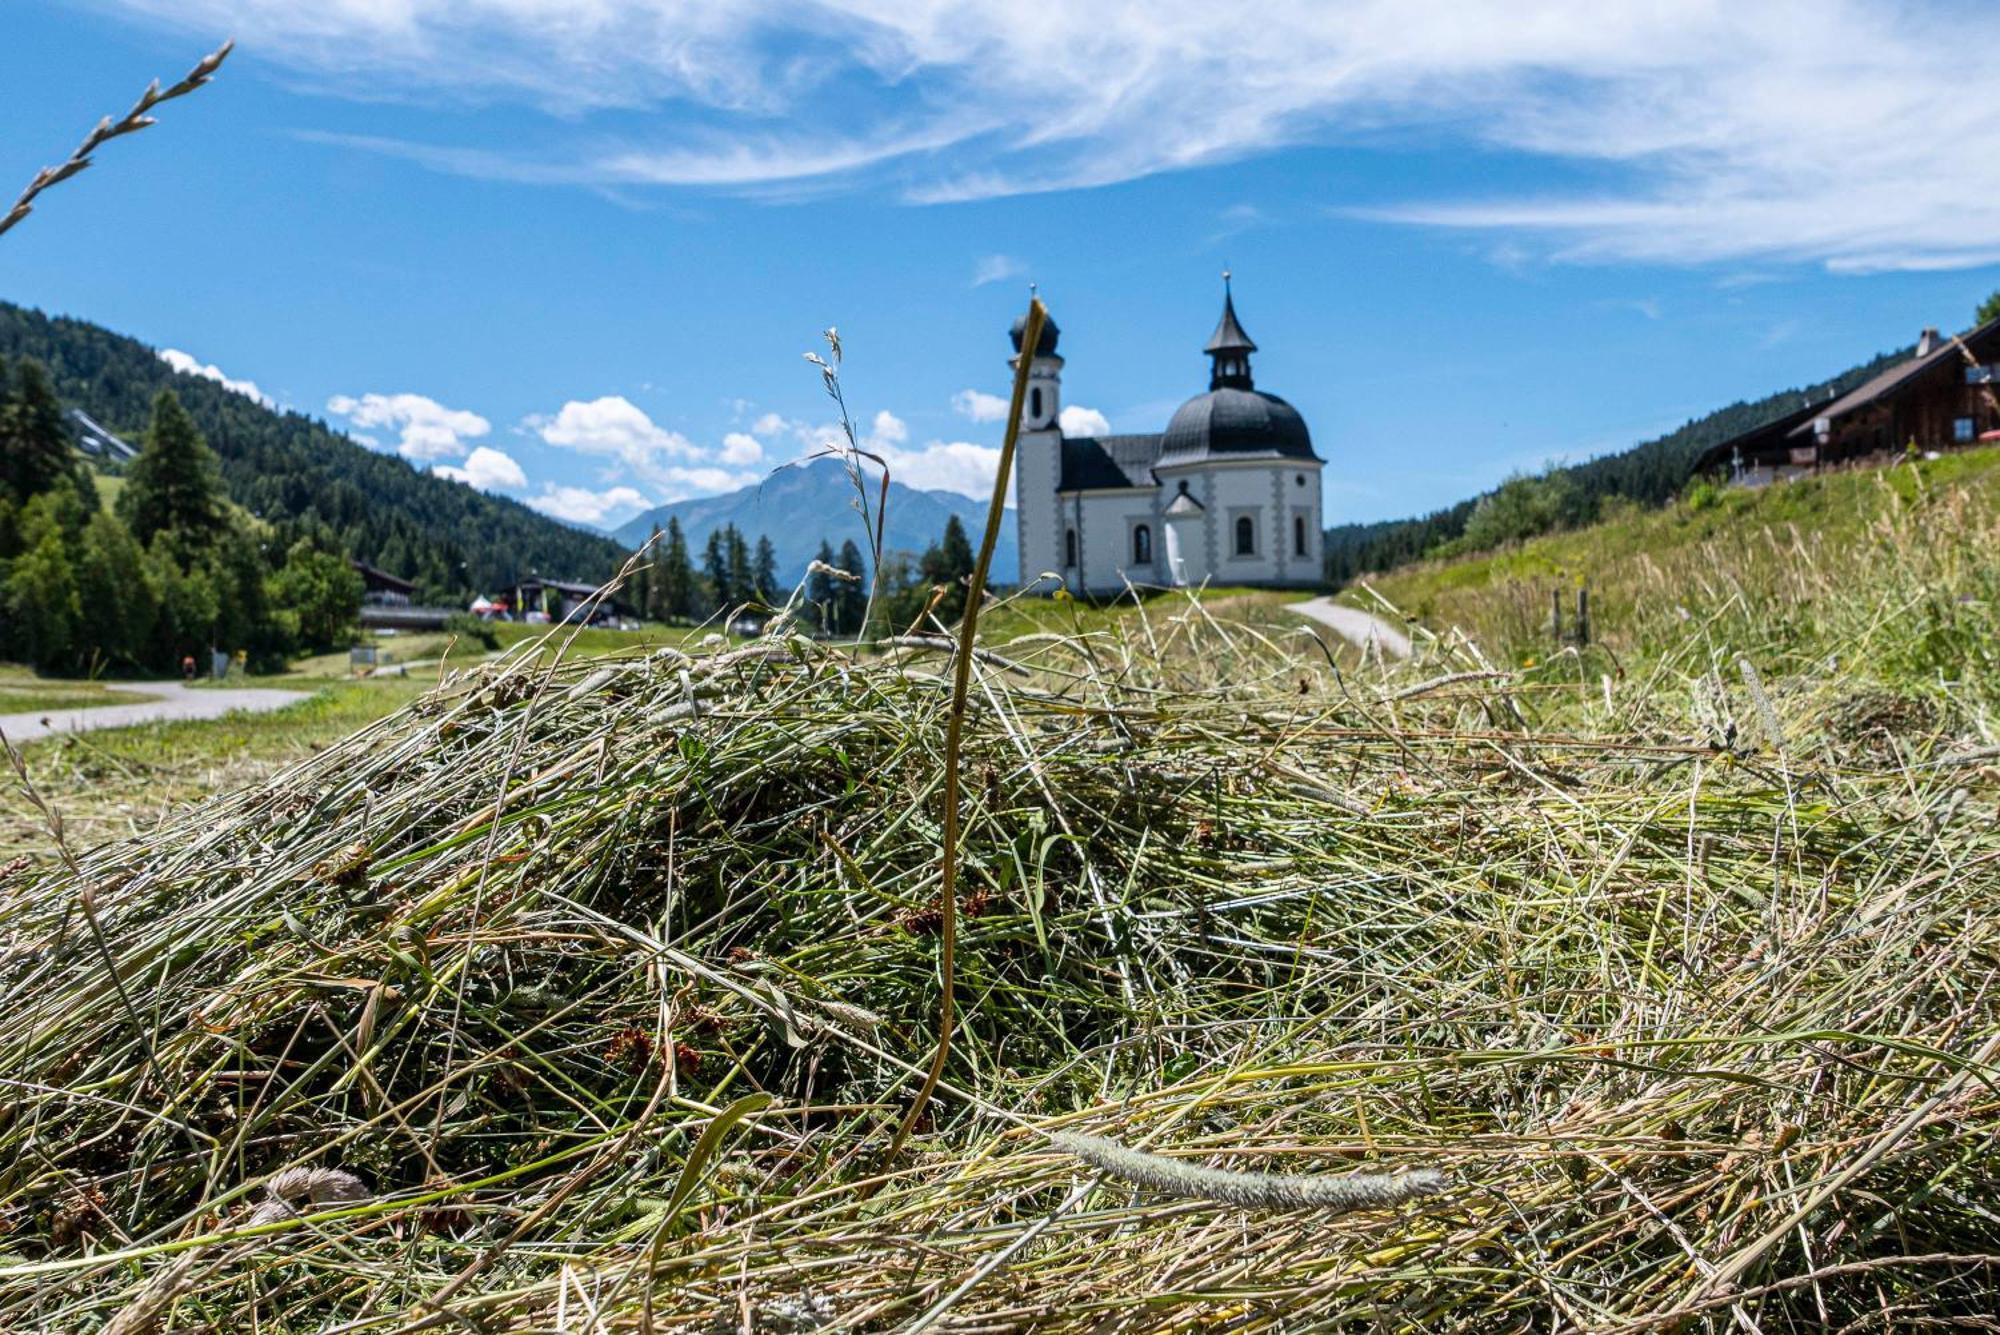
0 480 1994 1330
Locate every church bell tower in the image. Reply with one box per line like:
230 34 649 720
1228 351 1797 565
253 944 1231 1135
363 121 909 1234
1009 302 1064 589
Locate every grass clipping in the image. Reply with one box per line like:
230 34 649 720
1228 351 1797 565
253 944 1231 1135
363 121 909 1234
1 608 1997 1331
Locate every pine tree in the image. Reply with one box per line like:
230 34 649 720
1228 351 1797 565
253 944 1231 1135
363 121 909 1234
752 534 778 601
643 524 667 621
701 528 730 613
807 540 837 632
659 518 695 620
836 538 868 636
920 515 976 623
1980 289 2000 327
725 526 752 608
0 359 87 507
120 389 225 547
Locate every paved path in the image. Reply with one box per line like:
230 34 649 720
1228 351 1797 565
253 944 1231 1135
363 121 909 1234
1285 597 1413 660
0 681 309 744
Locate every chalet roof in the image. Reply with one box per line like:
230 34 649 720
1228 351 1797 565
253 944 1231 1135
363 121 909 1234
1059 434 1161 491
1786 316 2000 439
349 557 416 594
517 576 608 597
1690 401 1825 474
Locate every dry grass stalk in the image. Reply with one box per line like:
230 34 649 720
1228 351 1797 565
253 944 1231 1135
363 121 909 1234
1 41 233 240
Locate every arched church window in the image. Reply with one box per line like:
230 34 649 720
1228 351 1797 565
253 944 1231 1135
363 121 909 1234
1133 524 1152 564
1065 528 1078 567
1031 387 1043 420
1294 515 1307 556
1234 515 1255 556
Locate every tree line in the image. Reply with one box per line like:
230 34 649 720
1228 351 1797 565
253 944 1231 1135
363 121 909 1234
0 357 361 675
0 302 626 600
625 513 980 638
1318 317 1972 582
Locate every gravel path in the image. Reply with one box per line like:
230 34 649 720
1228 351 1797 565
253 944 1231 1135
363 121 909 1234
0 681 309 744
1285 597 1413 660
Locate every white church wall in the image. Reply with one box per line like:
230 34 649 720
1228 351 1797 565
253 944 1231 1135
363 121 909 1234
1059 490 1159 595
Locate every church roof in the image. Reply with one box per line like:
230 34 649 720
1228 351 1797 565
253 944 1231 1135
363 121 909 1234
1059 434 1161 491
1010 309 1061 357
1204 287 1257 356
1158 387 1317 467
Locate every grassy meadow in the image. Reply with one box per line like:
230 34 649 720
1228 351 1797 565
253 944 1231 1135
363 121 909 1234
0 471 1995 1330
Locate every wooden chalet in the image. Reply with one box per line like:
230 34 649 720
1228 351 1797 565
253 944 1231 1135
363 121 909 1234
509 577 633 626
1696 318 2000 485
350 558 417 607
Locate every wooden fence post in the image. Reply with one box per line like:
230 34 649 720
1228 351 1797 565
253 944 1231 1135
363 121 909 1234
1552 589 1564 644
1575 588 1590 647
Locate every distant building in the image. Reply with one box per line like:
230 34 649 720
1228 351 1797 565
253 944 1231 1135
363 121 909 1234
511 577 632 626
350 559 416 607
1697 317 2000 485
1012 278 1325 596
68 408 138 463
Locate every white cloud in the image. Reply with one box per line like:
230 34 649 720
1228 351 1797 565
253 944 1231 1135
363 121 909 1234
158 348 272 407
719 431 764 465
431 445 527 492
1059 404 1111 437
750 412 790 437
106 0 2000 272
952 388 1008 423
526 394 763 500
327 391 490 461
874 440 1003 500
971 253 1027 287
526 484 653 527
869 410 908 445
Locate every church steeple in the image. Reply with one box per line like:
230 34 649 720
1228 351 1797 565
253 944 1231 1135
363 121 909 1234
1204 271 1257 391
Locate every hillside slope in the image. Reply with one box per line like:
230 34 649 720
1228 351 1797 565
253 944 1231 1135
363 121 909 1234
1323 341 1912 580
1354 445 2000 676
614 456 1017 588
0 301 627 597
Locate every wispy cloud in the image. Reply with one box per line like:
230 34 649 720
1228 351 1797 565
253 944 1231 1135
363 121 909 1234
111 0 2000 271
971 253 1027 287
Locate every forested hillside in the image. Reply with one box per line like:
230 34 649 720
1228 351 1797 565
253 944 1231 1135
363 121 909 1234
1322 341 1911 580
0 302 626 598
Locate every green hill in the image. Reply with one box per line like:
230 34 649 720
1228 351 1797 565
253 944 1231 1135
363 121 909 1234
0 302 627 598
1322 341 1912 581
1351 444 2000 685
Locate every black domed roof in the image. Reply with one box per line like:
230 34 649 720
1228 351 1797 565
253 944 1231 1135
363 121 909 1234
1158 387 1316 466
1009 310 1060 357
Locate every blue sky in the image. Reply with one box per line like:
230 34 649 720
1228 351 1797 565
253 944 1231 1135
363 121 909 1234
5 0 1998 531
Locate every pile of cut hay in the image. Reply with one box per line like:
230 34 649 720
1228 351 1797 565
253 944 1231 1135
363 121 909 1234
1 609 1996 1331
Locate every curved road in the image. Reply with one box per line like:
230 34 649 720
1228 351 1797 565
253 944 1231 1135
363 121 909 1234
1285 596 1413 660
0 680 309 744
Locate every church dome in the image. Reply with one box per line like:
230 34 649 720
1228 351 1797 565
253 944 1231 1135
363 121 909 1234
1158 386 1315 466
1009 309 1060 357
1157 276 1318 467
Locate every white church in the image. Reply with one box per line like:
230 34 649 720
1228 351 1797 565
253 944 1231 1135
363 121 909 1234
1011 280 1325 595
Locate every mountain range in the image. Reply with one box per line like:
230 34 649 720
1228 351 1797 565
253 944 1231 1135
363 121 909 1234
612 457 1015 590
0 301 627 598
